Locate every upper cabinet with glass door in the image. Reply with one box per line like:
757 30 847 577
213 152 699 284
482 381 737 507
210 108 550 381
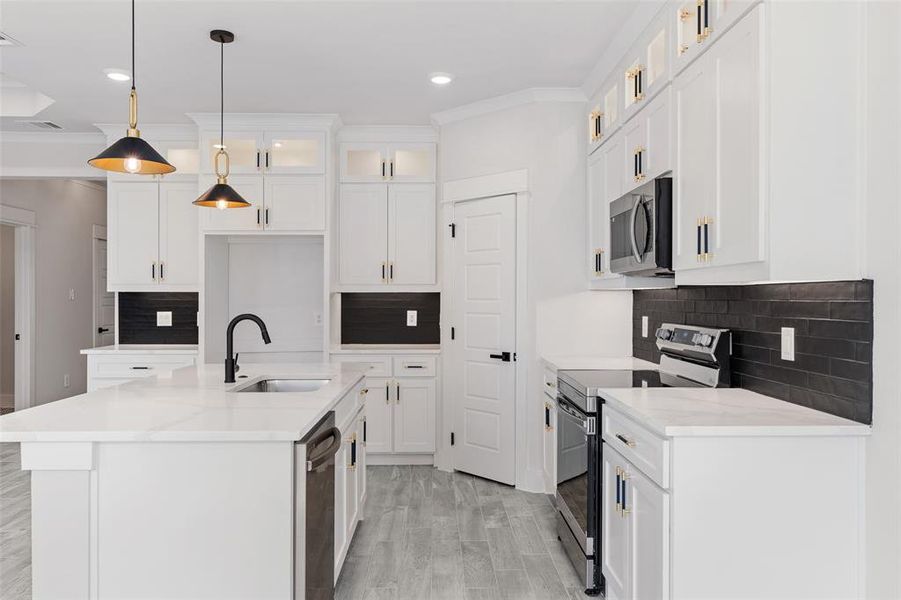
340 143 436 183
673 0 757 75
621 9 670 121
200 130 325 175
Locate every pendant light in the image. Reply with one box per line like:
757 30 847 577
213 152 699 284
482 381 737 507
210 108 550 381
88 0 175 175
193 30 251 210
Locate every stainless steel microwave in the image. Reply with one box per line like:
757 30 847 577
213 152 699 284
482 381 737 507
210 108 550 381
609 177 673 277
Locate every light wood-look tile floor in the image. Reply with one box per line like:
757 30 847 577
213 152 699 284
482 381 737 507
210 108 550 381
0 445 587 600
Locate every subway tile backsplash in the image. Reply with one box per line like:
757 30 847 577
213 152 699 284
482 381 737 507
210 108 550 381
633 281 873 424
118 293 199 344
342 293 440 345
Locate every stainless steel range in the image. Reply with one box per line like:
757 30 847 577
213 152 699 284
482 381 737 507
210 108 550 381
554 323 731 595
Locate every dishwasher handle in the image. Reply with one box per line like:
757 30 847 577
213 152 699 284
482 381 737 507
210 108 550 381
306 426 342 472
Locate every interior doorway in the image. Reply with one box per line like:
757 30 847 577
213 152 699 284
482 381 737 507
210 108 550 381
447 194 518 485
0 204 36 412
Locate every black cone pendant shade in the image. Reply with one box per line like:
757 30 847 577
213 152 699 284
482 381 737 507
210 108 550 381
88 0 175 175
194 30 250 209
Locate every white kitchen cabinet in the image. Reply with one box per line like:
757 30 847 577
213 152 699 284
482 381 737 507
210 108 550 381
107 180 199 291
339 142 435 183
83 351 198 392
364 377 393 454
338 183 436 288
602 447 631 600
393 378 436 454
388 184 437 285
622 86 672 195
201 130 325 175
673 0 757 75
199 174 325 233
602 131 625 205
334 387 367 579
622 9 670 121
542 396 556 494
673 6 761 274
587 150 609 284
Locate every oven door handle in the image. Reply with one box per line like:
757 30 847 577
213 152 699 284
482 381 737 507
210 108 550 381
629 195 643 263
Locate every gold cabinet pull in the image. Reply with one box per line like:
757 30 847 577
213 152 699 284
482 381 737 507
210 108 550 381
616 433 636 448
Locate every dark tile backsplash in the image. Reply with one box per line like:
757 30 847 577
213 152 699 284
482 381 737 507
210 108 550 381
633 281 873 424
342 293 440 345
118 293 199 344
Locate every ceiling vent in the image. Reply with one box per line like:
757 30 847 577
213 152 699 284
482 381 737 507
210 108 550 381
0 32 23 47
21 120 63 130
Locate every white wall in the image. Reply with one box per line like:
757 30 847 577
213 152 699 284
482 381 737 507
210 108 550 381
0 224 14 404
440 100 632 490
864 2 901 598
0 133 105 179
0 179 106 405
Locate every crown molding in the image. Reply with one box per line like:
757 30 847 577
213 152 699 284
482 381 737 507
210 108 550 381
93 123 198 142
337 125 437 144
430 88 586 126
186 113 343 132
0 131 105 145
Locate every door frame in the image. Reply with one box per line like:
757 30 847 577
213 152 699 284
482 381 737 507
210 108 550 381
437 169 532 490
0 204 36 411
92 225 109 347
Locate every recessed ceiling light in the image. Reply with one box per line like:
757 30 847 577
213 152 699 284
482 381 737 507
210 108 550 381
429 72 454 86
103 68 131 82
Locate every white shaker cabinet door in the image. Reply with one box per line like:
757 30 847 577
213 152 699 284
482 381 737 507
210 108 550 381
264 175 326 232
158 181 199 287
628 466 670 600
602 132 626 205
603 445 631 600
198 175 265 232
108 181 160 289
673 51 715 271
338 184 389 285
393 378 436 454
388 184 436 285
363 378 393 454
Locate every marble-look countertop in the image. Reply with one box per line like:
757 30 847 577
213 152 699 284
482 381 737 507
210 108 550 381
0 363 365 443
599 387 871 437
541 355 659 371
330 344 441 355
81 344 199 355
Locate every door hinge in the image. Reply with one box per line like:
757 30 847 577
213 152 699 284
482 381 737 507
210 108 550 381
451 327 455 340
450 432 455 446
449 223 456 238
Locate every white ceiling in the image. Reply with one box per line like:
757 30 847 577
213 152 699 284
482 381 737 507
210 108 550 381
0 1 638 133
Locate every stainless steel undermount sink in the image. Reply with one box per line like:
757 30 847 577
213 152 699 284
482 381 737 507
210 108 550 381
234 379 331 393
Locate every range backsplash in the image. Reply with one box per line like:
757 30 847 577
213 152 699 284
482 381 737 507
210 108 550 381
118 292 199 344
633 281 873 424
342 293 440 345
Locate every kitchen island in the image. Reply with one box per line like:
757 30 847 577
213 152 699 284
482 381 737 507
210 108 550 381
0 362 367 600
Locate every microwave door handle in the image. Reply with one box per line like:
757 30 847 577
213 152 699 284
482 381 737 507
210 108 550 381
630 195 643 262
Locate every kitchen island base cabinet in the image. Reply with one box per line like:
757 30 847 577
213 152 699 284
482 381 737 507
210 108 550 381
602 405 866 600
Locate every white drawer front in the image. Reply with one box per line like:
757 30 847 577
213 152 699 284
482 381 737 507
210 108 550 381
90 355 196 379
330 355 391 378
543 368 558 400
335 381 366 431
603 406 670 489
392 356 437 377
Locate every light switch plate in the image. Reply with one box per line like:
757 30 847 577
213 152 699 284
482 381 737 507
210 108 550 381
407 310 418 327
641 316 649 338
157 311 173 327
781 327 795 361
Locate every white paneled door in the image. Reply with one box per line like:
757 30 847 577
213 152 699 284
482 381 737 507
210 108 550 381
93 237 114 347
451 195 516 485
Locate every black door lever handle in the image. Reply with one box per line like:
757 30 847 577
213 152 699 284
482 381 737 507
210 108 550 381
489 352 511 362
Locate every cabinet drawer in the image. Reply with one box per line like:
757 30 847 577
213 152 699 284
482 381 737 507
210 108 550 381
603 406 670 489
543 368 558 400
89 355 196 378
330 355 391 378
335 381 366 431
392 356 437 377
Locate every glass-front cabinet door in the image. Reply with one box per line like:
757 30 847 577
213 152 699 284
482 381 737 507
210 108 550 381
263 131 325 174
386 143 435 183
200 132 263 175
340 143 389 183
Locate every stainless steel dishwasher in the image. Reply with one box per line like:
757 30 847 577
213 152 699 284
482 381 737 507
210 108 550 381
295 412 342 600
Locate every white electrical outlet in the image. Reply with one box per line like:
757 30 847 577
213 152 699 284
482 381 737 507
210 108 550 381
641 316 649 338
63 374 70 388
407 310 418 327
781 327 795 361
157 311 173 327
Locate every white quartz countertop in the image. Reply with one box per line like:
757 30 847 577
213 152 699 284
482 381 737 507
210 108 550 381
81 344 199 355
330 344 441 355
599 387 871 437
542 355 659 371
0 363 365 443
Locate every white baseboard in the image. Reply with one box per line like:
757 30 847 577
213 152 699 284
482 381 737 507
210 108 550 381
0 393 13 409
367 453 434 466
